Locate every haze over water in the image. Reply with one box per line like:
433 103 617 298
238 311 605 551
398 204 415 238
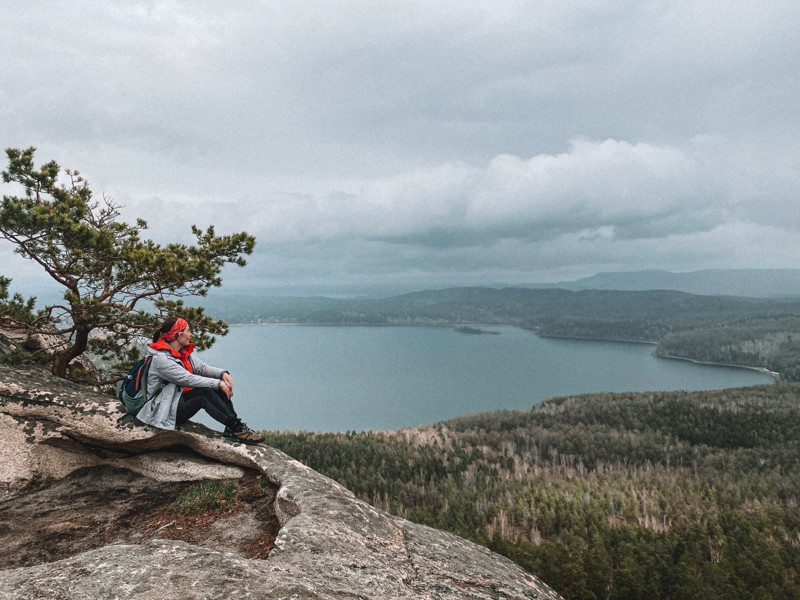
196 325 775 433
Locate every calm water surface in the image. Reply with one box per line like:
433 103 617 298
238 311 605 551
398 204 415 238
195 325 774 432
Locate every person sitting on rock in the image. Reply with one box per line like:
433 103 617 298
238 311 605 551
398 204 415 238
136 316 265 445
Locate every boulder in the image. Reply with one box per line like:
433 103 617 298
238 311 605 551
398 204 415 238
0 365 561 599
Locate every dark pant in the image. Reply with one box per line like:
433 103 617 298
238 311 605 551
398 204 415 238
177 387 238 429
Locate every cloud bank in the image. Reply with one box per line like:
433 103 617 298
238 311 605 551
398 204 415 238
1 1 799 292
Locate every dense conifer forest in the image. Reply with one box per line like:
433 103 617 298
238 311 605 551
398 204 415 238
265 384 800 599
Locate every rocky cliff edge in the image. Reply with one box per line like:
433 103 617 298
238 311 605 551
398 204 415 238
0 365 561 600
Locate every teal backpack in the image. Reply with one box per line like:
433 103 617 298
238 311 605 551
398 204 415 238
117 356 165 414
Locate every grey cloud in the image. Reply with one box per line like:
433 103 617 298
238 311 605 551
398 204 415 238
109 134 799 291
1 2 799 291
223 139 716 246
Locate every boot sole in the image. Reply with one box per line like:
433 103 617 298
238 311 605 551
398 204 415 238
223 431 264 445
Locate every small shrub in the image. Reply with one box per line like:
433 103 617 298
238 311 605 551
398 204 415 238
0 348 50 366
176 480 236 515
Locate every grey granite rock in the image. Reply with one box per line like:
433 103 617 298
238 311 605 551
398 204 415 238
0 365 561 599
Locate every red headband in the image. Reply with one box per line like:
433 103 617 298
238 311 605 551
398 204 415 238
162 318 188 342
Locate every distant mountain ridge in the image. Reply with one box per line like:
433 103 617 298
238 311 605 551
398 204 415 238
533 269 800 298
203 269 800 301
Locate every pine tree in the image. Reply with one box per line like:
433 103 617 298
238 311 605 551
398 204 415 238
0 147 255 379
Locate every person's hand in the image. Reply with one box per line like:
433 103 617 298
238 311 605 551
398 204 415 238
219 380 233 399
222 372 234 391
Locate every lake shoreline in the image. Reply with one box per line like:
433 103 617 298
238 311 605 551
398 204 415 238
653 353 780 380
226 321 779 382
199 324 776 432
533 331 780 381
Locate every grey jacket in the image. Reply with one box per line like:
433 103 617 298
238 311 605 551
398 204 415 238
136 345 226 430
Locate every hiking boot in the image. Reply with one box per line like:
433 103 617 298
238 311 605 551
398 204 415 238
224 422 265 445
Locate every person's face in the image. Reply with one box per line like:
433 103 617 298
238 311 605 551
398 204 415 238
175 326 192 345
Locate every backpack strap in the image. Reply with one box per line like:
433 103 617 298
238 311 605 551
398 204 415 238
141 355 167 402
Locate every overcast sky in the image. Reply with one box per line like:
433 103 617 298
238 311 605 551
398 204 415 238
2 1 799 295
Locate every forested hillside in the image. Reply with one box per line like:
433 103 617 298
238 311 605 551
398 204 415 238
656 316 800 380
206 287 800 329
265 384 800 600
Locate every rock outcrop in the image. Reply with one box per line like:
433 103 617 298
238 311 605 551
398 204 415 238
0 365 561 599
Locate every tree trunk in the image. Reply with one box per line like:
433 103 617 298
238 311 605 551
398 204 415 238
51 326 90 379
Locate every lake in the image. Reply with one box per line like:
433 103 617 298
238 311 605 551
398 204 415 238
194 325 775 433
